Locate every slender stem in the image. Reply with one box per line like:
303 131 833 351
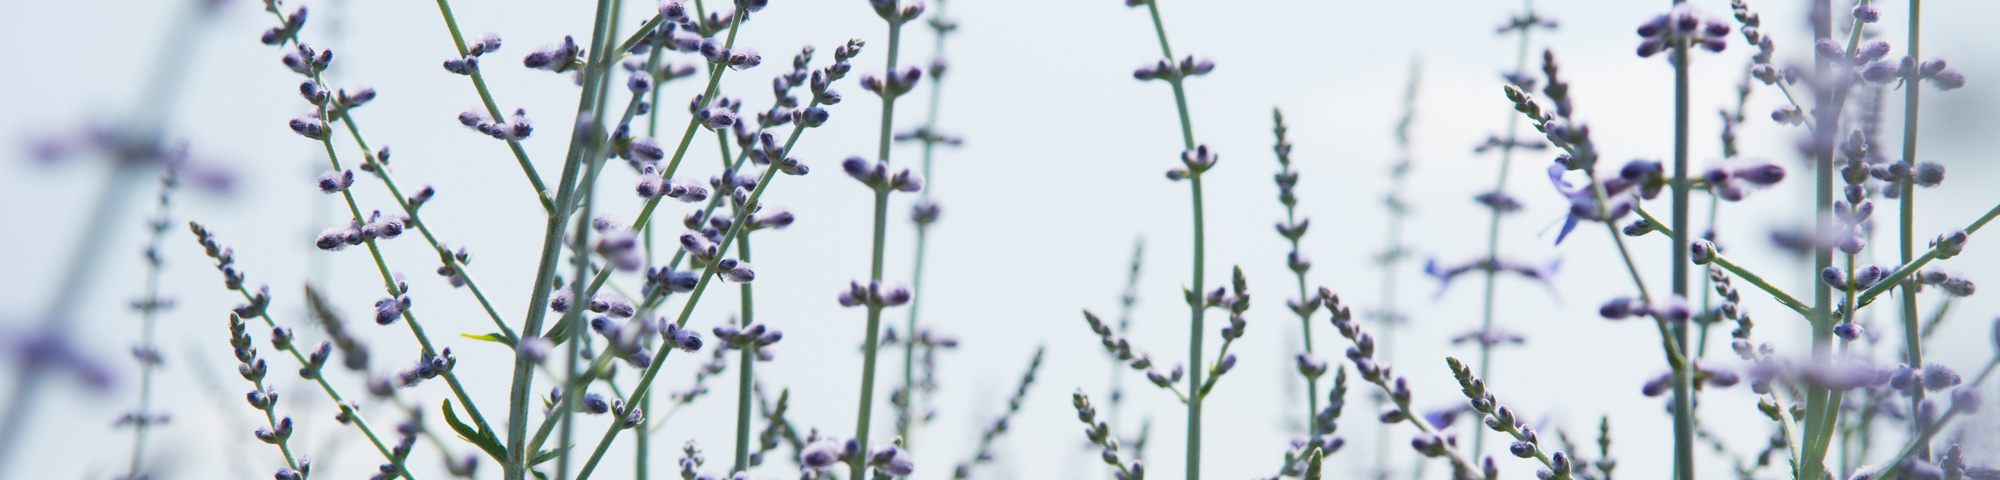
1668 19 1696 480
1868 354 2000 480
0 0 211 466
573 85 827 480
1631 206 1810 315
1897 0 1928 461
851 186 893 480
900 0 952 450
733 234 755 472
848 9 912 480
236 288 408 478
1185 173 1207 480
505 0 620 475
1801 2 1837 478
427 0 555 213
315 72 501 448
123 173 176 479
1138 2 1204 478
336 112 517 341
1107 239 1143 480
1473 10 1535 457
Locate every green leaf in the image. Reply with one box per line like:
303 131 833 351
529 445 573 466
443 400 507 462
530 471 548 480
461 332 516 348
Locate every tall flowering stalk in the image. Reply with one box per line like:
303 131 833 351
894 0 961 450
119 168 179 480
838 1 928 479
1123 0 1219 476
1268 109 1324 432
1371 62 1419 478
0 0 221 466
1437 0 1552 458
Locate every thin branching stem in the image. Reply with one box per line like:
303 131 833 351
427 0 555 214
123 172 177 480
899 0 953 450
848 10 911 480
1896 0 1930 461
1137 2 1205 477
1473 0 1538 457
335 112 517 342
505 0 625 475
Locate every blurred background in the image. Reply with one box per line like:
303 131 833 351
4 0 2000 478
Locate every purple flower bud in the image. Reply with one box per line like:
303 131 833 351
628 72 652 93
1732 164 1784 186
1834 323 1864 341
1922 363 1962 391
883 285 913 307
443 55 479 75
1914 162 1945 187
1863 61 1901 83
581 393 609 414
1854 264 1886 289
1690 239 1717 265
1929 70 1966 90
801 440 843 468
1656 296 1690 323
1815 39 1844 61
1823 266 1849 290
1642 372 1672 397
518 337 552 364
1852 4 1881 23
1952 386 1983 413
1857 40 1892 63
317 169 354 194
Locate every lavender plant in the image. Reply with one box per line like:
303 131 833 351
18 1 2000 480
1426 0 1554 461
891 0 963 453
0 0 224 468
1120 0 1222 476
1368 61 1421 480
117 167 180 480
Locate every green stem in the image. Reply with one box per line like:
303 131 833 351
1800 2 1837 478
317 93 498 445
733 234 755 472
1631 206 1810 315
1375 61 1420 478
335 112 516 342
237 288 408 478
1668 25 1695 480
1137 2 1204 478
850 11 910 480
1897 0 1928 462
1473 2 1536 458
124 174 175 479
573 88 825 480
851 187 893 480
901 0 951 449
505 0 621 475
1185 174 1207 480
428 0 555 214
